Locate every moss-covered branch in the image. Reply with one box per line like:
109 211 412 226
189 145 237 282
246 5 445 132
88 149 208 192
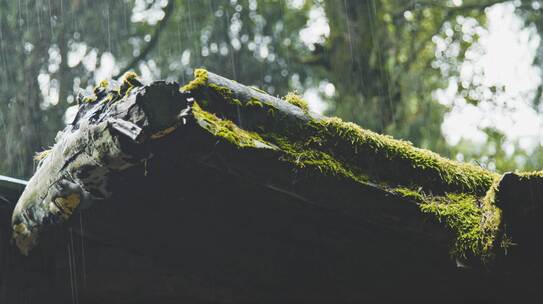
180 69 505 262
12 69 540 270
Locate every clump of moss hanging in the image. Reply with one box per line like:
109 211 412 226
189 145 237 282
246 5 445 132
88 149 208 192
393 183 502 261
420 193 500 260
246 98 264 108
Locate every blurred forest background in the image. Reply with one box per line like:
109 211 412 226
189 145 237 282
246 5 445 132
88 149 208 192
2 0 543 179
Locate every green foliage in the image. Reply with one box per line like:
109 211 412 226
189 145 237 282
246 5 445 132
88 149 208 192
284 92 309 113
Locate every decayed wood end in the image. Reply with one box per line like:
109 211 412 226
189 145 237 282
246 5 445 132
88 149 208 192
11 78 191 255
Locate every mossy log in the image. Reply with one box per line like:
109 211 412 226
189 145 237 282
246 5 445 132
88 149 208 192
4 70 543 302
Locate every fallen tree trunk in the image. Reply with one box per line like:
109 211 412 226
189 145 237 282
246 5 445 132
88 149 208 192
4 70 543 303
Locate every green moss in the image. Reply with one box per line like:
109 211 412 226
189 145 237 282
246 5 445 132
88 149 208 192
80 72 144 107
192 102 273 149
119 71 143 95
481 181 502 254
230 98 243 106
187 75 497 195
91 79 112 101
310 117 498 196
284 92 309 113
181 68 209 92
207 83 247 108
81 95 98 103
181 69 247 110
246 99 264 108
394 180 502 261
267 133 368 184
516 170 543 180
420 194 483 257
267 107 277 117
419 192 500 260
393 179 502 260
97 79 109 90
208 83 234 99
394 187 425 202
190 99 367 185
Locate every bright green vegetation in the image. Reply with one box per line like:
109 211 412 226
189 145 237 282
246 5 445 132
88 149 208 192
246 99 264 108
418 192 501 260
284 92 309 113
181 69 242 108
192 102 274 149
181 69 209 93
516 170 543 180
311 117 498 195
119 72 143 94
267 133 368 183
183 69 506 262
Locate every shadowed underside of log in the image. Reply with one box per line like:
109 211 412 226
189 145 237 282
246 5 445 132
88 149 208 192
4 70 543 303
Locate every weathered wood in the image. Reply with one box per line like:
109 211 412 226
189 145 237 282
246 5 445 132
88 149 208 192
12 79 193 254
4 70 543 303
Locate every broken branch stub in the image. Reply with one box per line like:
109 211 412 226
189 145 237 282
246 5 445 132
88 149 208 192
12 78 192 255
